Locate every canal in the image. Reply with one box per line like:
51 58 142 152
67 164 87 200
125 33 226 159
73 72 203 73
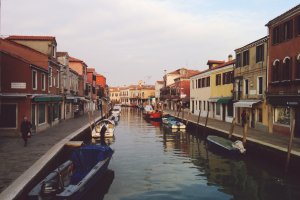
84 107 300 200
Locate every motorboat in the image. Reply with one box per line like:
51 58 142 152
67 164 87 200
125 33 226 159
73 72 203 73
162 116 186 130
28 144 114 200
92 119 115 138
206 135 246 155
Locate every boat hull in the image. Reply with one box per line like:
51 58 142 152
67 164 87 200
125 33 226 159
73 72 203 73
206 135 242 156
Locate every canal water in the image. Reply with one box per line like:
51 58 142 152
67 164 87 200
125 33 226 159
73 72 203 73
85 107 300 200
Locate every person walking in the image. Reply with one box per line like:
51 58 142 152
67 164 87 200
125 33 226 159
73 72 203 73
20 116 32 147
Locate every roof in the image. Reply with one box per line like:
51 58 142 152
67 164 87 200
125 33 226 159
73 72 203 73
156 81 164 84
235 36 269 53
266 4 300 27
214 59 235 69
207 60 225 65
167 68 200 78
0 38 48 70
69 56 83 62
87 68 95 72
6 35 56 42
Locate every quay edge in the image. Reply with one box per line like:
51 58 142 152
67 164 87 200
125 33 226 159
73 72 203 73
170 114 300 170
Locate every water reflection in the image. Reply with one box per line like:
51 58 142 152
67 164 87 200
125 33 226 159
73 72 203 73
87 108 300 200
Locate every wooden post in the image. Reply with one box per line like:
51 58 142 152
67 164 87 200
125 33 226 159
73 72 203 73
204 110 209 138
87 111 93 133
229 117 236 139
285 109 296 174
197 109 202 134
242 122 248 144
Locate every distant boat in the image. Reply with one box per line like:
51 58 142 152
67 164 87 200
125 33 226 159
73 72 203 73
28 144 114 200
207 135 246 155
143 105 162 120
162 116 186 130
92 119 115 138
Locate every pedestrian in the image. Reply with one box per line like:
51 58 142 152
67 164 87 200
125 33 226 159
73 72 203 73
20 116 32 147
241 110 247 128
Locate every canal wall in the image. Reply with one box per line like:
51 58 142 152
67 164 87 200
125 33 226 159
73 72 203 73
173 115 300 170
0 115 104 200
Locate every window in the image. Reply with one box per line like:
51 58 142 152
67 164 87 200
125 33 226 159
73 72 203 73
48 67 52 87
296 57 300 79
41 73 46 91
216 103 220 115
236 53 241 68
257 108 263 123
0 104 17 128
38 104 46 124
222 71 233 85
192 80 194 89
204 101 206 111
52 45 56 58
256 44 264 63
283 57 291 81
32 70 37 90
199 101 201 110
272 60 280 82
53 103 59 119
273 26 280 44
57 70 60 88
243 50 249 66
297 15 300 35
216 74 222 86
274 107 290 125
244 79 249 95
283 20 293 41
202 78 205 87
206 77 210 87
257 77 263 95
198 78 201 88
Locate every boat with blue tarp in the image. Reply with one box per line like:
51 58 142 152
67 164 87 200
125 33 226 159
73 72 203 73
28 144 114 200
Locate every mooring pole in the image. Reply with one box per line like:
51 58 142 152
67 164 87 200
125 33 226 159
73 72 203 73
87 111 93 133
229 117 236 139
285 110 295 174
204 110 209 138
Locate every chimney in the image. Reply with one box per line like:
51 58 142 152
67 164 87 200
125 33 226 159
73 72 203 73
228 54 233 61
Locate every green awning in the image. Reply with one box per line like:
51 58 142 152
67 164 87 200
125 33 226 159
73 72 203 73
216 97 233 104
33 96 62 102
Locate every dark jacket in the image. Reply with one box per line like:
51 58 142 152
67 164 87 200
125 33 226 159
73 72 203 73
20 120 32 134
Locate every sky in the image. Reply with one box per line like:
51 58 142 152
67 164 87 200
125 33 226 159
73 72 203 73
1 0 299 86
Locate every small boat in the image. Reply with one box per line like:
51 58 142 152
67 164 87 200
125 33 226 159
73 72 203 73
206 135 246 155
92 119 115 138
143 105 162 120
28 144 114 200
162 116 186 130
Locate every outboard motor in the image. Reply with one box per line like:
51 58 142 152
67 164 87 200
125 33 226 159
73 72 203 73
232 140 246 154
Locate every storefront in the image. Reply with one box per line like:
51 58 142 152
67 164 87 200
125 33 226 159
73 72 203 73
267 95 300 137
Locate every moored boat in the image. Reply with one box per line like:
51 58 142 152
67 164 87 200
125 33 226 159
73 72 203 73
92 119 115 138
206 135 246 155
28 144 114 200
162 116 186 130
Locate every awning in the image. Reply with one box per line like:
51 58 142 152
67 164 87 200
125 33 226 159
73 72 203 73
208 97 219 103
233 100 261 108
0 93 28 98
33 95 62 102
216 97 233 104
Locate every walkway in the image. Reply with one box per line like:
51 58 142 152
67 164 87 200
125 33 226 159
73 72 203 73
164 109 300 155
0 110 103 193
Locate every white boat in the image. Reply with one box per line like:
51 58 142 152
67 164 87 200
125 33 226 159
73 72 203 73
167 120 186 130
92 119 115 138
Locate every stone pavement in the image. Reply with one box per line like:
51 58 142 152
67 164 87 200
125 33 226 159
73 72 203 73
0 110 103 193
163 109 300 155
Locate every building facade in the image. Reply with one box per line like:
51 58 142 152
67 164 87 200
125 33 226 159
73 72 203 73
234 36 269 132
266 5 300 137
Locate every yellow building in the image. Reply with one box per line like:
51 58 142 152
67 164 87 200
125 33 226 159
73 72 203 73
109 87 120 104
208 57 234 122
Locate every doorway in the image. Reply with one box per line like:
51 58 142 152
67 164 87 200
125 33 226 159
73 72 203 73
222 104 226 121
295 107 300 138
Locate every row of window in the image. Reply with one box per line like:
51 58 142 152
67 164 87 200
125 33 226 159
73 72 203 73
191 100 233 117
216 71 234 86
272 15 300 45
194 77 210 89
236 44 265 68
271 56 300 82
